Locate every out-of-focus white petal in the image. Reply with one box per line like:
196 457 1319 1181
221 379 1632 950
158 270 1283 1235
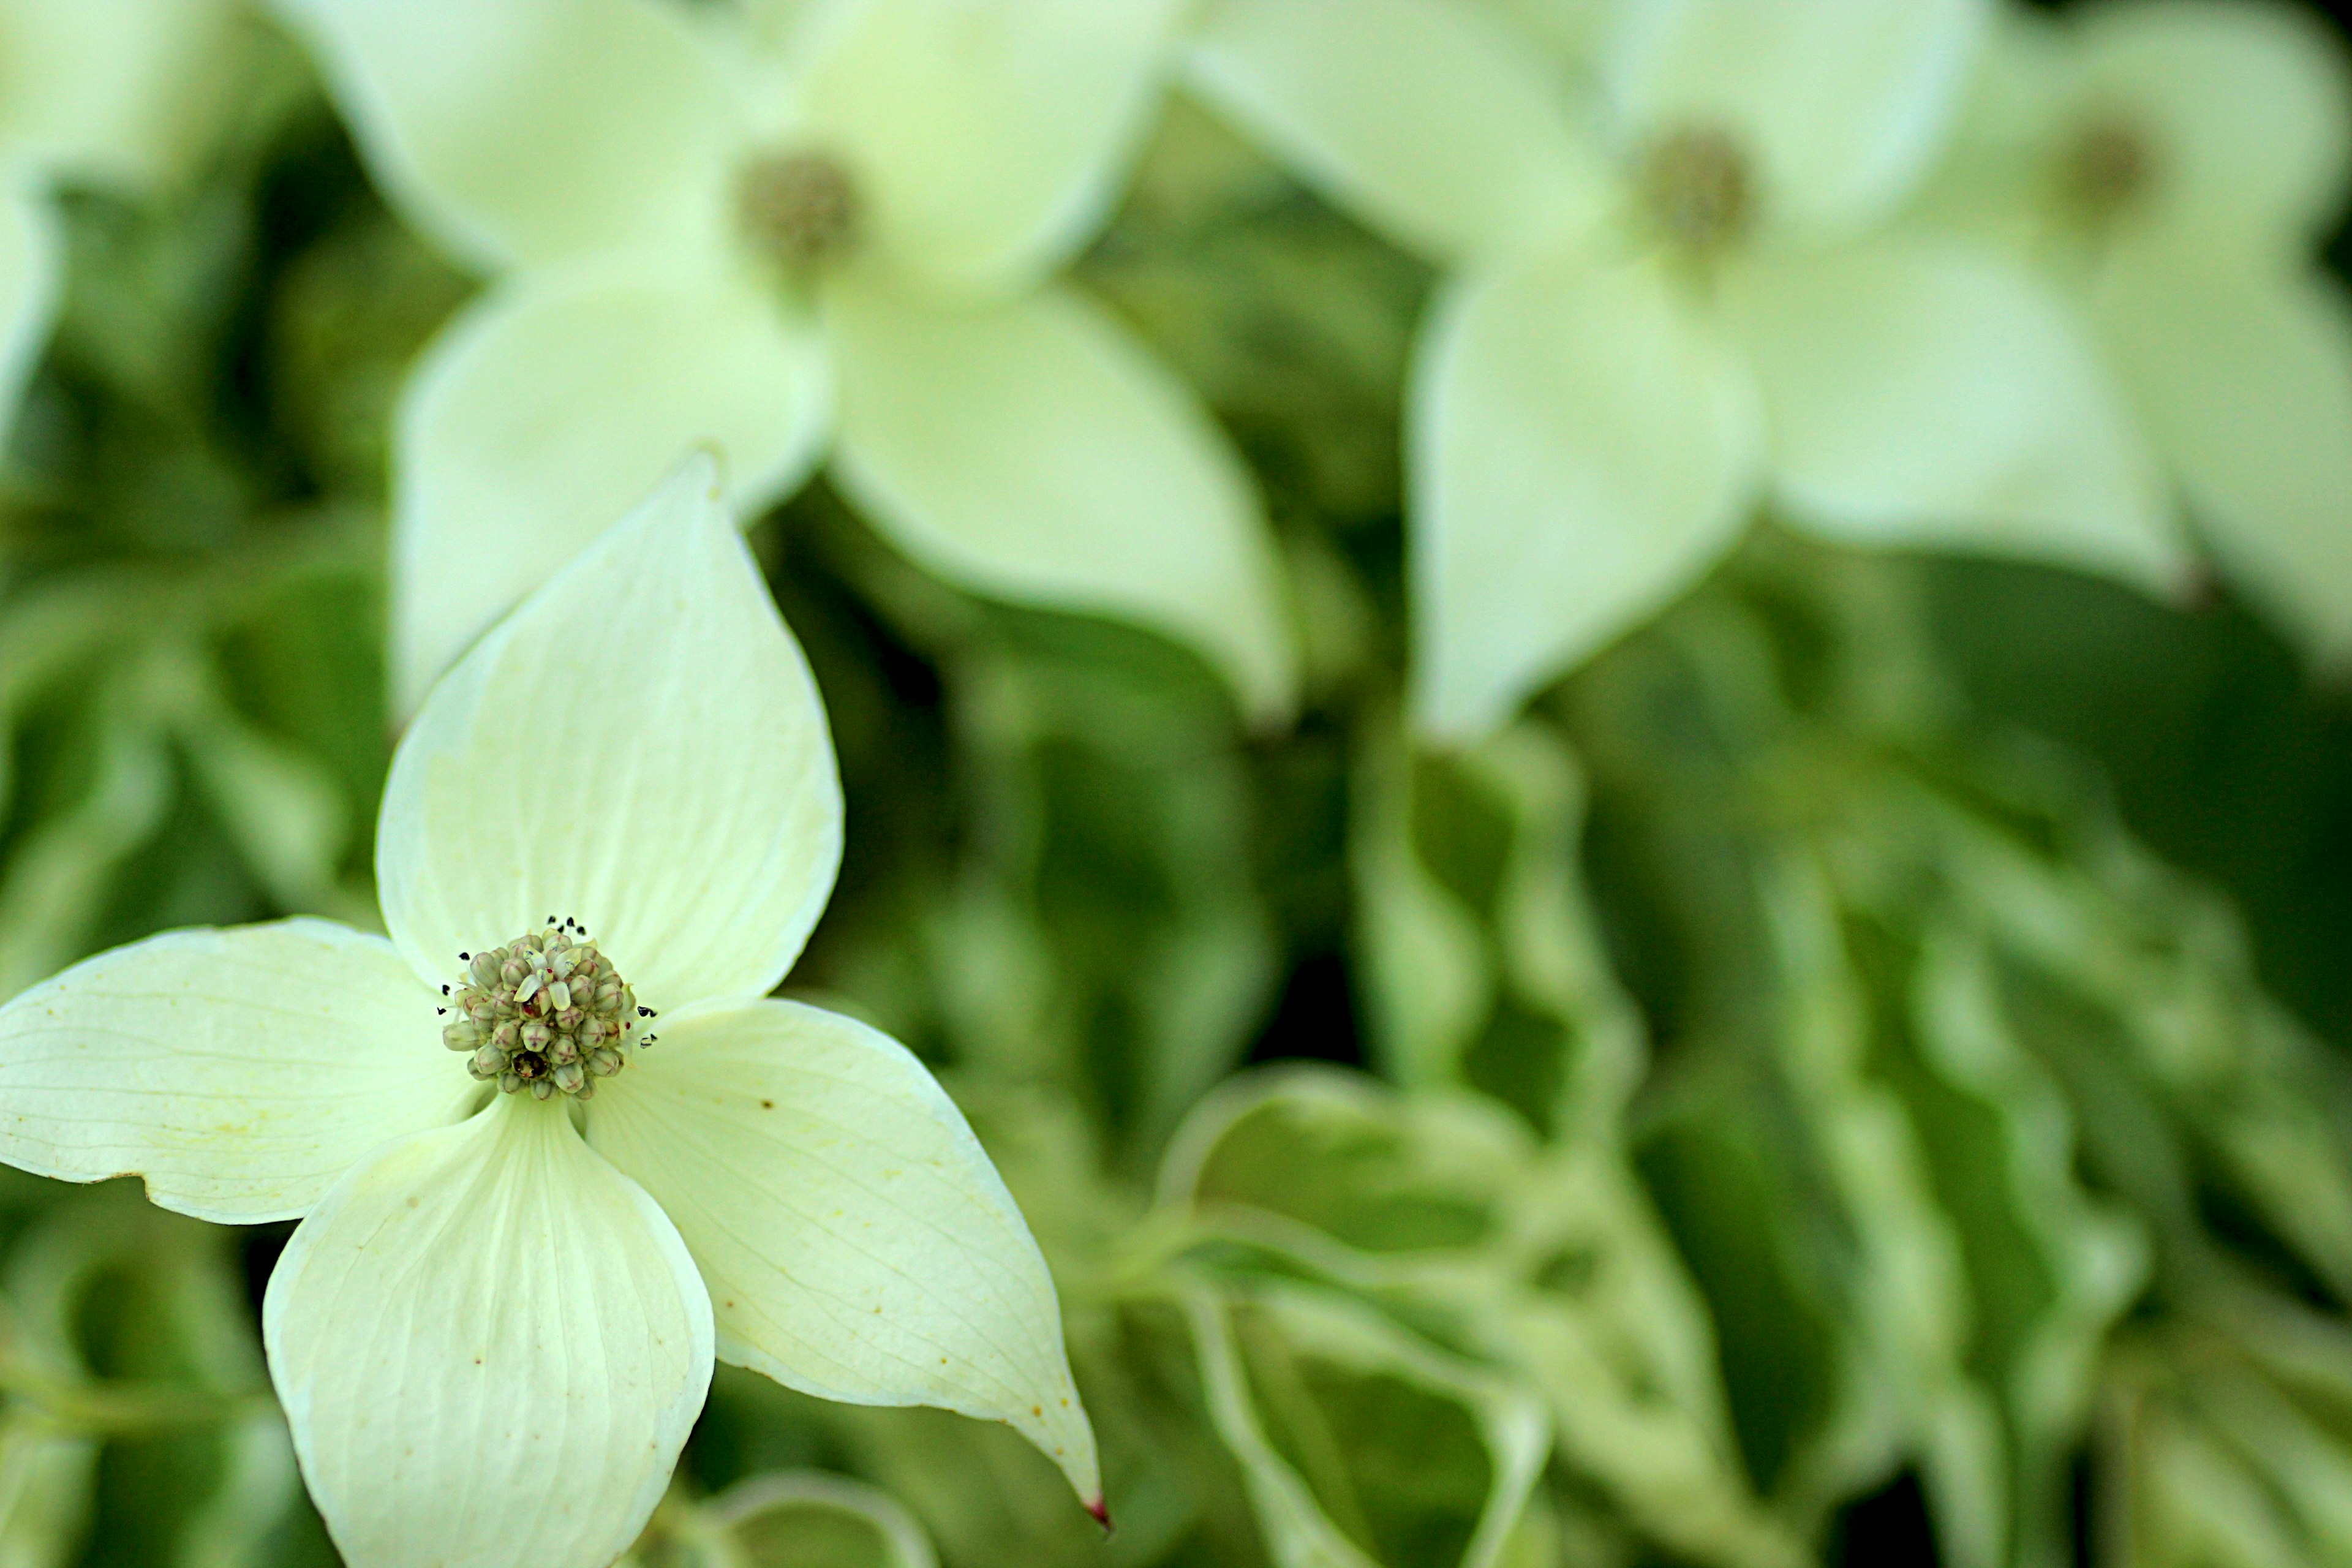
263 1096 713 1568
377 456 842 1014
272 0 741 271
2076 0 2352 249
2094 241 2352 659
0 0 240 187
1411 248 1761 742
390 262 829 712
796 0 1178 298
1722 238 2185 592
0 181 59 445
1605 0 1985 236
586 997 1101 1512
827 277 1296 723
0 920 466 1224
1184 0 1604 264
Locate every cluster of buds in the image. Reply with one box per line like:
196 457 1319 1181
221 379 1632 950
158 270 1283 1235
439 918 655 1100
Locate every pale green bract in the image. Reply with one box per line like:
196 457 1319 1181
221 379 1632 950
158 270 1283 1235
0 457 1102 1568
0 0 241 451
270 0 1298 726
1186 0 2188 741
1921 0 2352 666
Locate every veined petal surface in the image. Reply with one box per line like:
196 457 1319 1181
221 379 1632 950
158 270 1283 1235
0 0 239 186
585 997 1101 1510
273 0 740 271
1184 0 1602 264
1723 238 2184 592
1411 249 1761 742
263 1096 714 1568
797 0 1178 298
0 919 464 1223
2076 0 2352 248
390 262 830 713
2094 241 2352 659
827 277 1296 723
377 456 843 1014
0 181 59 446
1605 0 1985 236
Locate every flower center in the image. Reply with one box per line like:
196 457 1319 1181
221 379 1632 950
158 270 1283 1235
439 919 656 1101
1639 125 1753 252
2057 115 2156 227
737 150 861 273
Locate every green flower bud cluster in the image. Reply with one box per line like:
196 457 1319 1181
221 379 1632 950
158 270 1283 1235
439 919 654 1101
737 149 861 273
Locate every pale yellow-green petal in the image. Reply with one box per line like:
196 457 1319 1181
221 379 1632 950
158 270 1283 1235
390 261 829 712
584 997 1101 1512
1604 0 1986 235
1410 247 1762 742
1183 0 1604 264
796 0 1178 298
2076 0 2352 248
1721 238 2185 592
263 1096 713 1568
0 919 466 1223
827 276 1296 723
0 0 240 187
2094 239 2352 660
377 456 842 1013
0 179 60 448
272 0 741 271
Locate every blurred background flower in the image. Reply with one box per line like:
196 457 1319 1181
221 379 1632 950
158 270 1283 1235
4 1 2352 1565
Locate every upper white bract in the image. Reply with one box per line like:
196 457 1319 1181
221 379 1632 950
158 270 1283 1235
1920 0 2352 666
1187 0 2192 741
271 0 1297 726
0 0 241 450
0 457 1102 1568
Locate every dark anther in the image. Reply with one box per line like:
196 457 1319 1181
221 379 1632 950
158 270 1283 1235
513 1051 549 1080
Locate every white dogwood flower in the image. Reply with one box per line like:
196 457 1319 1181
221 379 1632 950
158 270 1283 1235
1924 1 2352 662
274 0 1296 724
0 0 239 443
1188 0 2188 740
0 457 1102 1568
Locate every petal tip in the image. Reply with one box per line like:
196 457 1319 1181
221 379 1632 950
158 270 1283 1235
1085 1494 1113 1533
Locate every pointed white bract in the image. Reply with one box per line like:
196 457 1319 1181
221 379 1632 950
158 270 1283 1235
275 0 1297 724
0 458 1104 1568
1190 0 2190 741
1925 0 2352 662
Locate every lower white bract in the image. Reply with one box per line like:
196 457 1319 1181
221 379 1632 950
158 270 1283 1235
0 456 1102 1568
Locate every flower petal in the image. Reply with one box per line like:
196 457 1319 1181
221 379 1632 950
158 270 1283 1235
272 0 740 271
796 0 1178 298
2076 0 2352 248
0 181 60 445
390 262 830 713
827 277 1296 723
0 0 239 187
2093 241 2352 659
1183 0 1604 264
1410 248 1762 742
377 455 843 1012
1604 0 1985 235
584 997 1101 1512
1721 238 2185 592
0 919 466 1223
263 1096 713 1568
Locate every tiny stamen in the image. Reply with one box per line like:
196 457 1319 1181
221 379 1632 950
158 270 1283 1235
1639 125 1754 252
448 923 641 1101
